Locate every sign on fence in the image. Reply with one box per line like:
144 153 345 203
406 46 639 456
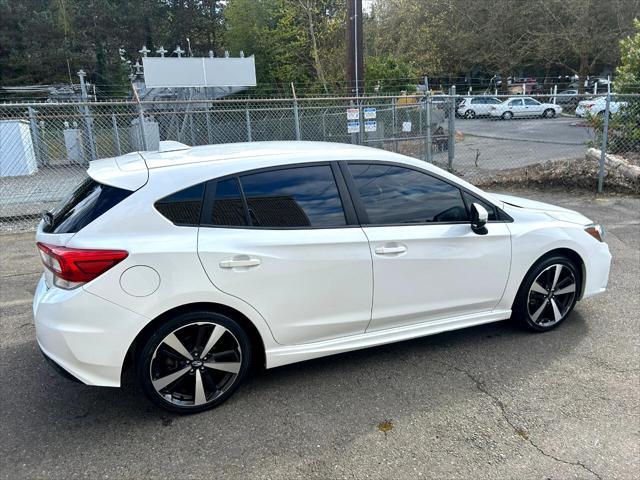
346 108 359 120
347 121 360 133
363 107 377 119
364 120 377 132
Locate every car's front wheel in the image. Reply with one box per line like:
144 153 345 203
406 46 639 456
543 108 556 118
464 109 476 119
137 311 251 413
512 256 580 332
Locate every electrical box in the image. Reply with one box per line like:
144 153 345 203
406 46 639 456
0 120 37 177
130 117 160 151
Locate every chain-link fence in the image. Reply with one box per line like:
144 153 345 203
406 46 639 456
1 93 638 231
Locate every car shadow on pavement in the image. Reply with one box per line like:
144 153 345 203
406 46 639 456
3 310 590 444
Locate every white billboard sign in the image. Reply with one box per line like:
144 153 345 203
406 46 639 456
142 57 257 88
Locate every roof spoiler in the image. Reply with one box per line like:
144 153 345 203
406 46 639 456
87 152 149 191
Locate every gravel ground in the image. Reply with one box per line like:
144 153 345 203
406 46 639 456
0 188 638 480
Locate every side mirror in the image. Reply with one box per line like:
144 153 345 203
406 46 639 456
470 203 488 235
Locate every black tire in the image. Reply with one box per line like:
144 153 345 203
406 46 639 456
136 311 251 414
512 255 581 332
543 108 555 118
502 111 513 120
464 109 476 119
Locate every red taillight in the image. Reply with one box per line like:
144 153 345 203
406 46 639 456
585 103 594 108
37 242 128 288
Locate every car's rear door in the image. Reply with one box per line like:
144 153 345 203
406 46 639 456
343 162 511 332
197 163 373 346
473 98 490 115
508 98 525 116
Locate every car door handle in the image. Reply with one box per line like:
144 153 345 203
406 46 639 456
219 258 261 268
374 245 407 255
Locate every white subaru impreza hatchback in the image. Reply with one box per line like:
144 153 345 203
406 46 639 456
33 141 611 413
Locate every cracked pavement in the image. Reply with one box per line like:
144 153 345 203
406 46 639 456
1 188 638 479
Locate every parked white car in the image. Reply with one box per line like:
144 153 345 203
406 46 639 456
457 96 502 118
489 97 563 119
33 141 611 413
575 96 628 117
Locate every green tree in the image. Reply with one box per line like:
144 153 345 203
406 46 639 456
365 55 415 93
615 18 640 93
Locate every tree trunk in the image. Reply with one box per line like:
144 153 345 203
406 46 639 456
301 1 328 94
577 56 589 94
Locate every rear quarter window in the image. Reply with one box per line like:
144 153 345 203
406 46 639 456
155 183 205 226
44 177 133 234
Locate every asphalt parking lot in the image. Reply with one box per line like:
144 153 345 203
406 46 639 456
444 117 595 178
1 188 638 479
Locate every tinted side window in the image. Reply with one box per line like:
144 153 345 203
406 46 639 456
209 178 247 226
240 165 346 228
155 183 205 226
488 98 501 104
46 177 133 233
509 99 522 107
349 164 467 224
462 191 497 221
524 98 539 105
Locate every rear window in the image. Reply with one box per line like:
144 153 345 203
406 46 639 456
43 177 133 234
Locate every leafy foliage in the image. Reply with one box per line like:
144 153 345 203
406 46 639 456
0 0 639 96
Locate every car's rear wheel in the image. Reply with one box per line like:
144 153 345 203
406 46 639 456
137 311 251 413
513 256 580 332
464 109 476 119
543 108 556 118
502 111 513 120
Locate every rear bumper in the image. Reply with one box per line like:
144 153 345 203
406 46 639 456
33 275 149 387
39 344 84 383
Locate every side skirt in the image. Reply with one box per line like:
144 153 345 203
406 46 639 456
265 309 512 369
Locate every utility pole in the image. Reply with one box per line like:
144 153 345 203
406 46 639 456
347 0 364 97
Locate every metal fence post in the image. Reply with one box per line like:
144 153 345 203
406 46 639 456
111 113 121 156
358 102 364 146
27 107 42 166
292 99 301 140
448 86 456 171
291 83 301 141
597 93 611 193
425 96 432 163
78 70 97 162
137 103 148 151
392 97 398 152
245 105 252 142
205 104 213 144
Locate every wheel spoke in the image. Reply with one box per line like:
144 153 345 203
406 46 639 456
530 281 548 295
204 361 241 374
551 265 563 289
531 299 548 323
554 283 576 295
550 298 563 321
201 325 226 358
194 369 207 405
153 366 191 391
163 333 193 360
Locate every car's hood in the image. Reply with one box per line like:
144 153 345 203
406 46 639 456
490 193 592 225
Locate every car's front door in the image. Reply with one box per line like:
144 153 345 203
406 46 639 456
524 98 543 116
197 163 373 346
344 162 511 332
